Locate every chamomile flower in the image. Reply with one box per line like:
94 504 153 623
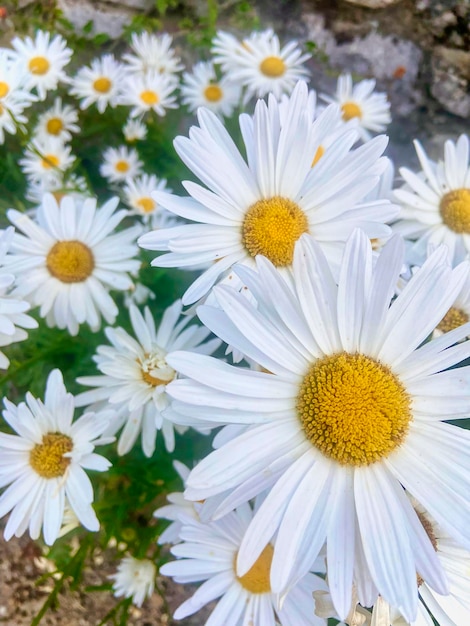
4 193 141 335
0 227 37 369
110 556 156 607
33 97 79 142
160 501 327 626
393 134 470 265
181 61 241 117
165 230 470 622
19 137 75 185
321 73 391 142
11 30 72 100
0 369 113 545
122 32 183 77
75 300 220 457
120 71 178 118
70 54 124 114
139 81 396 305
100 146 142 183
123 173 172 226
0 50 36 143
123 117 147 142
213 28 311 102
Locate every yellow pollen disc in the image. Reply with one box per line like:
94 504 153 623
46 117 64 135
29 433 73 478
93 77 112 93
142 370 169 386
204 84 223 102
136 197 156 213
46 240 95 283
115 160 130 173
28 56 50 75
236 544 273 594
41 154 60 169
439 188 470 234
341 101 362 121
311 145 325 167
242 196 309 267
436 306 469 333
0 81 9 98
140 90 159 106
297 352 412 466
259 56 286 78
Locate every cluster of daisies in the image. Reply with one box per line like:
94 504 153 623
1 21 470 626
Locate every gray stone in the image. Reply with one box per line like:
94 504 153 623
431 46 470 118
341 0 404 7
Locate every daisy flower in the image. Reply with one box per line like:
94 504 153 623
120 71 178 118
393 134 470 265
100 146 142 183
122 32 183 77
321 73 391 142
19 136 75 185
75 300 220 457
139 81 396 305
123 282 155 309
33 97 79 142
213 28 311 102
0 50 36 143
109 556 156 607
0 369 113 545
0 227 38 369
123 173 172 226
160 501 327 626
123 117 147 142
165 230 470 622
4 193 141 335
181 61 241 117
69 54 124 114
11 30 72 100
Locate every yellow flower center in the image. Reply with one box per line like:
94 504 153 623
436 306 469 333
259 56 286 78
93 77 112 93
439 188 470 234
0 81 9 98
46 117 64 135
136 197 156 213
236 544 274 594
242 196 309 267
29 433 73 478
341 101 362 121
41 154 60 169
297 352 412 466
28 56 50 75
204 84 223 102
46 240 95 283
311 145 325 167
139 349 176 387
115 160 130 173
140 90 159 106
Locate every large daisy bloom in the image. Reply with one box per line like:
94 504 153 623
181 61 241 117
0 227 38 369
4 193 141 335
165 230 470 622
11 30 72 100
109 556 156 607
0 369 113 545
321 73 391 142
139 81 396 305
75 300 220 457
393 134 470 265
160 501 327 626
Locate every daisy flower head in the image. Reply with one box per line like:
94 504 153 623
321 73 392 142
0 227 38 369
69 54 124 114
4 193 141 335
139 81 396 305
25 173 89 207
123 117 147 142
181 61 241 117
0 369 113 545
11 30 72 100
100 145 143 183
160 501 327 626
393 134 470 266
33 97 79 142
120 71 178 118
0 49 36 143
165 230 470 622
109 556 156 607
19 136 75 185
75 300 220 457
123 173 171 225
122 32 183 77
211 30 245 71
